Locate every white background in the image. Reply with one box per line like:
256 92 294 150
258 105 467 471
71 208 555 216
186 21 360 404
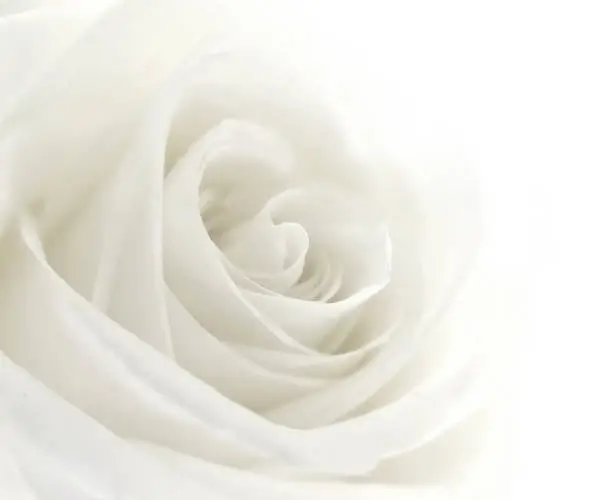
258 0 612 497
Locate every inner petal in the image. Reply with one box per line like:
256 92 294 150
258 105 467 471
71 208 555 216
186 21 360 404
195 119 295 241
267 187 392 303
163 129 315 353
288 247 343 302
217 213 303 279
238 189 392 350
244 222 310 294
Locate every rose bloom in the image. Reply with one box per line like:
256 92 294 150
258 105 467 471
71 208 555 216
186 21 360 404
0 1 505 499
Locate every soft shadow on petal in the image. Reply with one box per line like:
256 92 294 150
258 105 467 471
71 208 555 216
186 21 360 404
165 287 330 412
262 149 482 426
163 128 317 354
91 94 178 355
245 284 387 352
218 215 308 288
237 186 393 350
265 257 481 428
1 354 451 499
368 408 495 486
137 441 454 500
302 352 488 467
228 311 398 393
45 73 188 356
229 335 371 381
0 220 388 475
0 224 261 467
223 221 309 296
165 52 351 183
0 353 226 499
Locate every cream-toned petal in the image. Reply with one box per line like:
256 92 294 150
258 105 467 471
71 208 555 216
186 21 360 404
11 217 486 476
230 336 369 381
165 287 328 412
137 442 454 500
0 225 259 467
288 247 342 302
265 265 478 428
244 279 386 351
0 0 493 496
2 352 451 499
1 353 227 500
165 53 347 178
1 0 234 238
236 185 392 349
163 128 315 353
234 222 309 294
0 4 104 117
295 354 487 472
97 98 179 356
0 440 37 500
268 187 393 298
229 297 401 385
45 79 187 355
402 153 481 320
4 219 398 475
313 258 344 303
266 257 485 447
195 119 295 241
258 145 482 424
0 1 91 16
368 408 497 488
0 4 106 235
218 213 291 277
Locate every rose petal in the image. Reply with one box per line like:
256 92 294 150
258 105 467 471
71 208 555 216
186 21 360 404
1 217 486 477
0 4 103 117
237 187 392 349
44 77 189 355
138 442 454 500
165 53 347 177
165 287 329 412
230 335 370 381
260 145 482 425
224 221 309 295
265 262 479 428
1 0 233 236
0 438 37 500
0 224 260 467
1 354 451 499
219 214 296 277
4 218 389 473
244 283 386 351
163 126 317 353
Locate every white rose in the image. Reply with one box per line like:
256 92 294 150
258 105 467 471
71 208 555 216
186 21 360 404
0 1 501 499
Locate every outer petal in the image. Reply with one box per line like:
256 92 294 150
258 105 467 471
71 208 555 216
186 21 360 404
0 0 235 237
264 147 483 426
1 352 452 499
0 3 104 114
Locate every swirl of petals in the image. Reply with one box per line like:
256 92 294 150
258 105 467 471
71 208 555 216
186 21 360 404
0 1 490 498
